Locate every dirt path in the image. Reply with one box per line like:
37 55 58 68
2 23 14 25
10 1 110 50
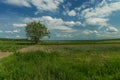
0 45 70 59
0 52 13 59
19 45 45 53
0 45 49 59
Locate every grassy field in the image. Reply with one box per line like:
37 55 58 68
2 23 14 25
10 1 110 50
0 40 28 52
0 39 120 80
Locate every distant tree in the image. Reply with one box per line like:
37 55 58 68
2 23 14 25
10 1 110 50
25 21 50 44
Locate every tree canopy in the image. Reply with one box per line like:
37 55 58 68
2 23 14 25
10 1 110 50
25 21 50 43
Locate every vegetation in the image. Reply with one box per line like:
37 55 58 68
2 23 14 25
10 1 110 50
25 21 50 44
0 39 120 80
0 40 30 52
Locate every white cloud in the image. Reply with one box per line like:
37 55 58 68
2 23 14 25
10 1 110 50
106 26 118 32
81 1 120 18
24 16 82 31
16 35 20 38
80 0 120 34
85 18 108 26
31 0 63 12
56 33 73 38
68 10 77 16
13 23 26 27
5 31 13 34
0 30 3 33
4 30 20 34
40 16 76 31
3 0 63 11
63 9 77 16
3 0 31 7
13 30 20 33
83 30 98 35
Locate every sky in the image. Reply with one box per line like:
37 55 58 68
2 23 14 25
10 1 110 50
0 0 120 40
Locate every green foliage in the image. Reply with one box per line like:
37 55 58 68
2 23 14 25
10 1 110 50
25 21 50 43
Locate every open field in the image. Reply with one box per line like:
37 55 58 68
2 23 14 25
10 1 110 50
0 39 120 80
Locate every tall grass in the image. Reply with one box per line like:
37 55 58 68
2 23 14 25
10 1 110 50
0 49 120 80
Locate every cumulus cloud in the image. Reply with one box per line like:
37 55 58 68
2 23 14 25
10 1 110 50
79 0 120 35
24 16 82 31
2 0 63 11
63 9 77 17
68 10 77 16
81 1 120 18
81 0 120 22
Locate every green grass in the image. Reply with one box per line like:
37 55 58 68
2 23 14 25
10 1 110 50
0 40 33 52
0 42 120 80
0 38 120 52
0 39 120 80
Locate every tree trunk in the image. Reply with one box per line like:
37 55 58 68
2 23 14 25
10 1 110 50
34 37 39 44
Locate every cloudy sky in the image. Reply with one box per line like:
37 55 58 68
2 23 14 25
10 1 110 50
0 0 120 40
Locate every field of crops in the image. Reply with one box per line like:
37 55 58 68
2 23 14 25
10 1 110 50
0 39 120 80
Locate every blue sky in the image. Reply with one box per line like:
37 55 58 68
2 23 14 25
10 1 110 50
0 0 120 40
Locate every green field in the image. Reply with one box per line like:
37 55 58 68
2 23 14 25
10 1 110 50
0 39 120 80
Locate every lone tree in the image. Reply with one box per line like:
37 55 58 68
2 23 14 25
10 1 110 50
25 21 50 44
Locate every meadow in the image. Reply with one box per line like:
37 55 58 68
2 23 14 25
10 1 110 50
0 39 120 80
